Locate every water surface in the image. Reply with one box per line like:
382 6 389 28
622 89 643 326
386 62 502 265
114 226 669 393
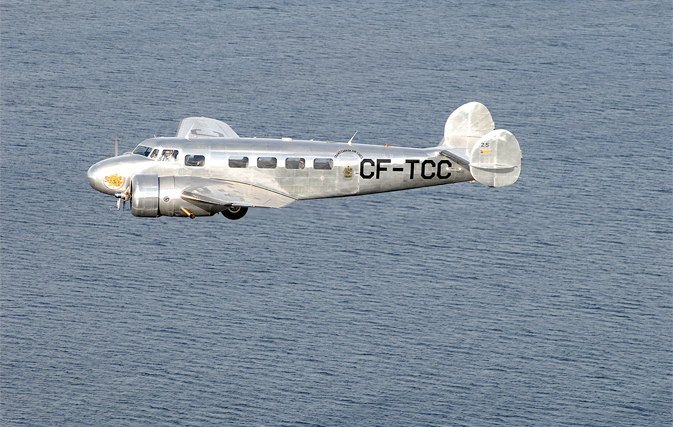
1 1 671 425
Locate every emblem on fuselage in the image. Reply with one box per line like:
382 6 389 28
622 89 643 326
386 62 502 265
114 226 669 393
343 166 354 180
104 174 124 190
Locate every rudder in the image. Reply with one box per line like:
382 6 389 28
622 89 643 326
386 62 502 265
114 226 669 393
469 129 522 187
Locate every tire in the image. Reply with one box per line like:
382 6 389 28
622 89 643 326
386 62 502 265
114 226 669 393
222 206 248 220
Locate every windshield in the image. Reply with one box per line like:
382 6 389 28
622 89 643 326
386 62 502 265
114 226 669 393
132 145 153 157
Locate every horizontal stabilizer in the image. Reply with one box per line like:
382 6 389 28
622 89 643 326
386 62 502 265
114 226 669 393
439 149 470 167
176 117 239 139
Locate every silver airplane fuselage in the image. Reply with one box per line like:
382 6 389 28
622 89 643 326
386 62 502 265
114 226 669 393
88 137 471 199
87 103 522 219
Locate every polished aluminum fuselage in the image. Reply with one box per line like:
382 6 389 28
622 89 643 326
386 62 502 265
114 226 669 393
88 136 473 200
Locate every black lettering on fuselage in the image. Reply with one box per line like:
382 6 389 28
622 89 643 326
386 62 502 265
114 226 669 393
405 159 420 179
360 159 375 179
360 158 449 180
421 160 436 179
437 159 452 179
376 159 391 179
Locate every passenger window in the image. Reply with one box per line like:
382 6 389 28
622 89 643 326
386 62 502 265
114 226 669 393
229 157 249 168
185 155 205 167
285 158 305 169
314 158 333 170
257 157 277 169
160 149 178 161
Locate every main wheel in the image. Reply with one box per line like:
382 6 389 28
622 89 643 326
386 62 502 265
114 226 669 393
222 206 248 220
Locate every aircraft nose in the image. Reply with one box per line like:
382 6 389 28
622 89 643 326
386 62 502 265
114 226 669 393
87 164 99 190
87 160 125 195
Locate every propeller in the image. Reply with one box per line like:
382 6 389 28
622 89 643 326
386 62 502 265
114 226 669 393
110 134 131 211
114 187 131 210
115 135 120 209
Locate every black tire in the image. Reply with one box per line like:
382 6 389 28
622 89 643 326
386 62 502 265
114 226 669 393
222 206 248 220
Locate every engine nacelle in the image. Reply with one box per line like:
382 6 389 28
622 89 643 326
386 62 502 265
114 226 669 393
130 174 222 218
131 174 159 217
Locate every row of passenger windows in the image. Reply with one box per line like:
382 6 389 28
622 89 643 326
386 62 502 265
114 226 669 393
186 156 333 169
181 154 334 170
229 157 332 170
133 146 334 170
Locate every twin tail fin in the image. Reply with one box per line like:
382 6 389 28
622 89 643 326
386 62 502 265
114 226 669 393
440 102 521 187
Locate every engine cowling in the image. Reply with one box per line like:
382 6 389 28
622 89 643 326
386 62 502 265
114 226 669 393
131 174 159 217
130 174 222 218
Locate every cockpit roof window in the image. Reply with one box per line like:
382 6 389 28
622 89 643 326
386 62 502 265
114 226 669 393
133 145 153 157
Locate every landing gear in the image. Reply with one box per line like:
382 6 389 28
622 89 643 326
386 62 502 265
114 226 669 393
222 206 248 220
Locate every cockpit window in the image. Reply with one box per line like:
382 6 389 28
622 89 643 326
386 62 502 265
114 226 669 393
132 145 153 157
185 155 205 167
159 149 179 161
150 149 159 159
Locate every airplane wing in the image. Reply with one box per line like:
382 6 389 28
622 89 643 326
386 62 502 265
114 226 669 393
176 117 239 139
181 180 296 209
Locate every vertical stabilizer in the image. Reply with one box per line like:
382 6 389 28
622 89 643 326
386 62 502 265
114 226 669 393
469 129 522 187
441 102 495 151
437 102 521 187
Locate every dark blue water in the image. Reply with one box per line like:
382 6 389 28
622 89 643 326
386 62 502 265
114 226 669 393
2 1 671 425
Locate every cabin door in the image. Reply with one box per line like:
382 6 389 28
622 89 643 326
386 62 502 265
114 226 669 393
333 151 361 196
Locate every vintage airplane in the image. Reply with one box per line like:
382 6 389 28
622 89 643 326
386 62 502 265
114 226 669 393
87 102 522 220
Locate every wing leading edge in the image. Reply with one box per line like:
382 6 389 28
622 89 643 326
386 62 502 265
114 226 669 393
181 179 296 209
